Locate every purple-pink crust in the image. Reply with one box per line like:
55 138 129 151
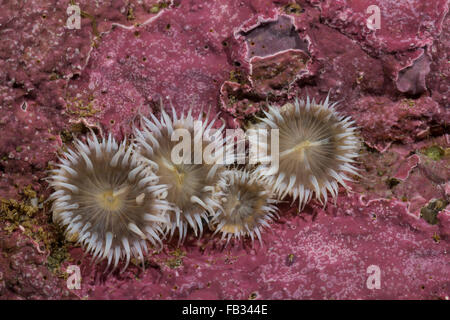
0 0 449 299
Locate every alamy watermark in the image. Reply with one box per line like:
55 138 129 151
366 5 381 30
366 265 381 289
66 4 81 30
66 265 81 289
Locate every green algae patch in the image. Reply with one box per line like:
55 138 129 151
229 69 246 84
65 95 100 118
0 185 72 277
420 199 448 225
401 98 415 108
126 7 135 21
149 1 170 14
60 129 73 144
422 145 445 161
0 196 39 229
283 3 304 15
77 4 99 37
47 246 71 277
165 248 186 269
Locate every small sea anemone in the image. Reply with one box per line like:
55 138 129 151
252 96 360 209
135 107 225 243
210 170 279 246
48 134 170 272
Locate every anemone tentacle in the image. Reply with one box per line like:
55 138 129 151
135 107 226 243
49 134 171 272
252 97 360 209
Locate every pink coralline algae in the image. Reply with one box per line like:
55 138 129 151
395 50 431 96
0 0 449 300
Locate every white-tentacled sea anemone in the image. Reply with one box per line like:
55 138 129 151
135 107 225 243
48 134 170 272
252 96 360 209
210 170 279 246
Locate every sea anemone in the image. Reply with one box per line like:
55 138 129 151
135 107 225 243
251 96 360 209
210 170 279 246
48 134 170 272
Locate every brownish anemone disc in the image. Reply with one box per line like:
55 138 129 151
210 170 279 246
